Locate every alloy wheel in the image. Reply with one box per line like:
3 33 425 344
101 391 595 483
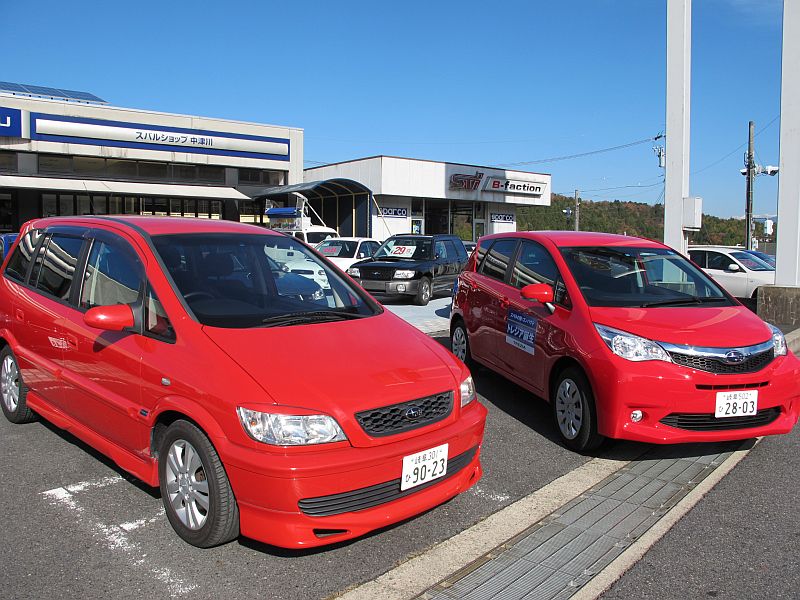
452 326 468 361
1 355 19 413
165 439 210 530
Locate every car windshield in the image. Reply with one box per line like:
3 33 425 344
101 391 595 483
731 251 774 271
560 246 734 308
374 237 433 260
306 231 336 244
153 233 379 328
746 250 776 268
316 239 357 258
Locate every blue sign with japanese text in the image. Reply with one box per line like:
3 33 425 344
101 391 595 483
0 107 22 138
505 310 537 355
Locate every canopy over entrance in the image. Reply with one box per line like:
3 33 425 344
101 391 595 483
251 178 372 237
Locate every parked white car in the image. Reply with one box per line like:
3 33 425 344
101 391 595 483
688 245 775 298
315 237 381 271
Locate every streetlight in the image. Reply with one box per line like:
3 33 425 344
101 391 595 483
741 161 779 249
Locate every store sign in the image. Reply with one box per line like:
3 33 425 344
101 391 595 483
449 171 484 191
491 213 515 223
30 113 290 160
0 107 22 138
379 207 408 218
485 177 546 196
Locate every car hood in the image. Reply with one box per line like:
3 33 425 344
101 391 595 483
201 311 462 445
590 305 774 348
352 258 430 271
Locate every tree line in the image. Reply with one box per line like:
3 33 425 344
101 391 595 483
517 193 767 246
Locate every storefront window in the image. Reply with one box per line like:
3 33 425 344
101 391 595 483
139 162 169 180
42 194 58 217
124 197 139 214
39 155 72 174
424 199 449 235
474 203 486 220
197 165 225 184
77 195 92 215
173 165 197 181
107 159 138 179
210 200 222 219
108 196 123 215
411 198 424 217
0 152 17 173
0 192 16 231
170 198 183 216
185 199 197 217
450 202 473 241
59 194 75 216
153 198 168 216
92 196 108 214
74 156 106 176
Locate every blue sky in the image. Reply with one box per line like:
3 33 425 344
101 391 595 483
4 0 784 217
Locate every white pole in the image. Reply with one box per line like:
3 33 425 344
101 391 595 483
775 0 800 286
664 0 692 253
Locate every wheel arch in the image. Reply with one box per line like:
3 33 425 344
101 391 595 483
149 398 228 461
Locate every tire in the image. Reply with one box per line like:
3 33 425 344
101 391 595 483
552 367 604 453
413 276 432 306
450 320 474 368
158 420 239 548
0 346 37 424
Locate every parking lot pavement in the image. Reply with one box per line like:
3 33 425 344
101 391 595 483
0 355 594 600
382 295 452 335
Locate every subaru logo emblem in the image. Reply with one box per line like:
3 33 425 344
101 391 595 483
405 406 422 420
724 350 746 364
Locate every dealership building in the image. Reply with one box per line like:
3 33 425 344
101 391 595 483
0 84 550 239
0 83 303 232
304 156 551 240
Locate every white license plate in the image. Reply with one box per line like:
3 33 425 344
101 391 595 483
715 390 758 418
401 443 448 491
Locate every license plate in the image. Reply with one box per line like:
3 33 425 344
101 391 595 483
715 390 758 418
401 443 448 491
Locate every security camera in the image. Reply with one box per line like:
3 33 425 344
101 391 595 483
740 168 748 176
763 165 779 176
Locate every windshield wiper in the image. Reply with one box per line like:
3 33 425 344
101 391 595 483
641 296 728 308
261 310 368 327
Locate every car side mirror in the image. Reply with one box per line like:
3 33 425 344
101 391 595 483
521 283 556 314
84 304 135 331
726 263 741 272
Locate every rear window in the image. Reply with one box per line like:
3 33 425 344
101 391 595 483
31 234 85 301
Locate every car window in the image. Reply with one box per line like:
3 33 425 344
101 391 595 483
153 233 378 328
561 246 730 307
374 237 433 260
453 240 468 261
4 229 43 283
479 239 517 282
144 285 175 342
306 231 335 244
730 251 773 271
435 241 448 260
688 250 705 268
318 239 357 258
31 234 85 301
81 239 143 308
511 241 568 305
706 251 733 270
444 240 460 262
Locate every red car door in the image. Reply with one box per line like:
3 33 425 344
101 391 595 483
462 238 518 368
12 231 85 414
57 231 148 453
497 240 569 395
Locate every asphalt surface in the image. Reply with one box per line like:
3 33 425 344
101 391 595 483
0 339 595 600
602 423 800 600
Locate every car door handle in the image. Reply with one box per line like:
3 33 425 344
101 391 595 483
15 309 24 322
500 297 510 309
65 334 78 349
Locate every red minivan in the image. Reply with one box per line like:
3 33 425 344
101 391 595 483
450 231 799 452
0 216 486 548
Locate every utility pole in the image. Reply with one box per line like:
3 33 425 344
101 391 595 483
745 120 755 250
574 189 580 231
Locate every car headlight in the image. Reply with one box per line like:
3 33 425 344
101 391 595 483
459 375 477 407
394 269 416 279
310 288 325 301
347 267 360 278
595 324 671 362
237 407 347 445
766 323 787 356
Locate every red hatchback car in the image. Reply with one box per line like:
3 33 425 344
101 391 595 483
0 216 486 548
450 231 799 452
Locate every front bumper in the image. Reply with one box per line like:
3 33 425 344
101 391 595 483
591 352 800 444
220 401 487 548
355 278 421 296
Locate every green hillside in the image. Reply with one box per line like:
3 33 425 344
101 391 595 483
517 193 763 246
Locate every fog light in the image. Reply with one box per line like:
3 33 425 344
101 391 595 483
397 284 406 292
630 410 643 423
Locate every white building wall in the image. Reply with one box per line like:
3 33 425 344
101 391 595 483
487 203 518 234
0 94 303 181
304 156 384 193
371 194 412 239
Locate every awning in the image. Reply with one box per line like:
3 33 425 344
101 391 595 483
0 175 250 200
252 178 371 203
265 207 300 217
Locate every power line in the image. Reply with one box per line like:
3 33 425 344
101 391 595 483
692 115 779 175
496 133 664 167
578 178 664 193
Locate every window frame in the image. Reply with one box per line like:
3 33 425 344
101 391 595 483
477 238 519 284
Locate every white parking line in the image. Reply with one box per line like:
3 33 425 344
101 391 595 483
119 509 166 532
41 479 195 598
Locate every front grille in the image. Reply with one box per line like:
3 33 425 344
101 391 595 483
356 391 453 437
298 446 478 516
669 348 774 374
361 268 394 281
660 407 781 431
